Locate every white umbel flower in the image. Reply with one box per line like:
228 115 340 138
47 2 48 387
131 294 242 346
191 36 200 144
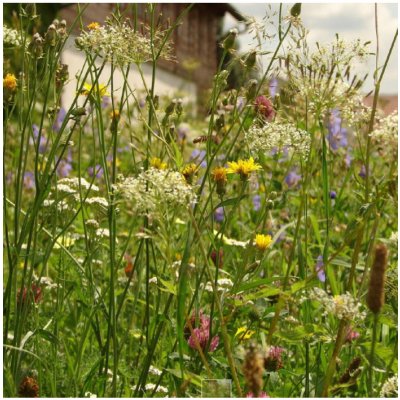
3 25 22 47
76 21 172 65
370 111 398 146
246 121 310 160
114 167 197 216
309 287 366 321
380 375 398 398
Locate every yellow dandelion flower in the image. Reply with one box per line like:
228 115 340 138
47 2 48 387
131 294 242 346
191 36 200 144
227 157 262 180
212 166 228 183
181 163 198 184
3 73 17 91
110 109 120 119
151 157 167 170
235 326 255 340
254 234 272 251
87 22 100 31
80 82 110 97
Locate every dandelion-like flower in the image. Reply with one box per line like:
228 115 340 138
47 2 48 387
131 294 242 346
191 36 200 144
150 157 167 170
80 82 110 97
181 163 198 184
3 73 17 91
212 166 228 196
87 22 101 31
254 234 272 251
227 157 262 180
246 121 310 160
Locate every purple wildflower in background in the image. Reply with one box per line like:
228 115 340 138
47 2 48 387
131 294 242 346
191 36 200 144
271 146 289 162
117 145 130 153
31 124 47 154
23 172 35 189
236 96 245 112
255 95 275 121
345 150 353 168
214 207 224 222
359 165 366 179
329 190 337 199
52 108 66 132
186 312 219 353
285 170 301 188
101 95 111 109
253 195 261 211
327 109 348 150
315 255 326 282
269 76 279 98
88 164 104 179
190 149 207 168
57 151 73 178
177 123 190 142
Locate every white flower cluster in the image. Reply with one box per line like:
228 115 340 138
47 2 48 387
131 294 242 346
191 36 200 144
58 177 99 192
201 278 234 293
131 383 168 394
76 21 172 65
246 121 311 160
3 25 22 47
370 111 398 146
114 167 197 216
380 375 398 398
309 287 366 321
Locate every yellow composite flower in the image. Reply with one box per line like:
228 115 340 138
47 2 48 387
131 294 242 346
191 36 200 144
212 166 228 183
226 157 262 179
235 326 255 340
254 234 272 251
3 73 17 91
80 82 110 97
151 157 167 170
87 22 101 31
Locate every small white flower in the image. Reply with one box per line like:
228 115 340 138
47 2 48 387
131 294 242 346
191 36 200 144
149 277 158 284
149 365 163 376
86 197 109 208
84 392 97 398
85 219 100 230
380 376 398 398
246 121 310 160
95 228 110 238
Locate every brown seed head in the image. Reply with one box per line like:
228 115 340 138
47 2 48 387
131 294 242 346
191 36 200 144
366 244 388 314
243 343 264 397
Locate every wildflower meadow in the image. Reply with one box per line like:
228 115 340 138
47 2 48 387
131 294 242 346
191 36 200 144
2 3 398 398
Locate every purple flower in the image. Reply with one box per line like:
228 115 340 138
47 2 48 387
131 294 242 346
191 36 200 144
101 96 111 109
88 164 104 179
269 76 279 99
23 172 35 189
190 149 207 168
253 195 261 211
271 146 289 162
329 190 337 199
236 96 245 112
177 123 190 142
285 170 301 188
345 328 360 343
359 165 366 179
31 124 47 154
187 312 219 353
214 207 224 223
327 109 348 150
315 255 325 282
56 151 73 178
345 150 353 168
52 108 66 132
246 391 269 398
255 95 275 121
264 346 285 371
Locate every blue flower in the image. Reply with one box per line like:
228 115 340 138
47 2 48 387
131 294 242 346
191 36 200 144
359 165 366 179
23 171 35 189
329 190 337 199
190 149 207 168
327 109 348 150
56 151 73 178
31 124 47 153
269 77 279 99
214 207 224 222
285 170 301 188
88 164 104 179
52 108 66 132
252 195 261 211
315 255 325 282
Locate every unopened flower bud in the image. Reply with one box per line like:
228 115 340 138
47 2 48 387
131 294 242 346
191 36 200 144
269 191 278 200
246 79 258 101
45 24 57 47
290 3 302 17
245 50 257 70
223 28 238 51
